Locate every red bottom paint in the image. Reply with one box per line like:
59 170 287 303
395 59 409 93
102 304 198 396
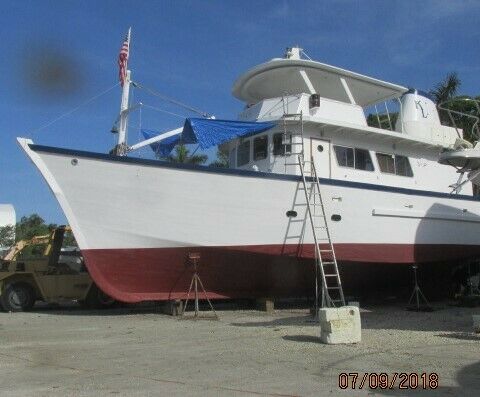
81 243 480 302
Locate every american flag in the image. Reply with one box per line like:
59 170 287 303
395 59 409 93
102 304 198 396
118 30 130 86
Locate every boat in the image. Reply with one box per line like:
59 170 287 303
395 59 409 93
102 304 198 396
18 41 480 303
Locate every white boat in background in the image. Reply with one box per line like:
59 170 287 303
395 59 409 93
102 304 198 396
18 44 480 303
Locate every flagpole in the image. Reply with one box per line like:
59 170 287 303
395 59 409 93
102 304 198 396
116 27 132 156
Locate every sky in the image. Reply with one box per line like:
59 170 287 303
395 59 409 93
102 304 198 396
1 0 480 224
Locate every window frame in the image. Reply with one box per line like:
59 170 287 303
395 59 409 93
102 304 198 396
333 145 354 168
375 152 414 177
333 145 375 172
375 152 396 174
393 154 414 177
253 135 268 161
272 132 292 157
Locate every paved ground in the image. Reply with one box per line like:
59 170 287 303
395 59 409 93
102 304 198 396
0 302 479 396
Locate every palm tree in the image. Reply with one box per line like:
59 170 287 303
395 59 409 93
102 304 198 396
167 144 208 165
429 72 461 104
429 73 480 142
430 72 462 127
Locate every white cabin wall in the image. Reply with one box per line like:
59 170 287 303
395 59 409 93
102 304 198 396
232 93 473 196
302 125 471 194
226 127 301 174
227 124 472 195
309 98 367 126
238 94 368 127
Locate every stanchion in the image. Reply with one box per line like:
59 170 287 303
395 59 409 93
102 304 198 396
181 252 218 320
406 265 433 312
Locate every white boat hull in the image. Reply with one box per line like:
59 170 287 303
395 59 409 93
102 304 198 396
19 139 480 302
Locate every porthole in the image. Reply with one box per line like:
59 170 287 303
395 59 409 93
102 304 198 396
331 214 341 221
286 210 298 218
71 159 78 166
317 145 324 152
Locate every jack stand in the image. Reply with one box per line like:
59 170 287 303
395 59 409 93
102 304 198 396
458 261 480 307
407 265 433 312
181 253 218 320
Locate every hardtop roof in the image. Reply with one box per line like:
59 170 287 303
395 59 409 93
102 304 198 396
232 58 408 107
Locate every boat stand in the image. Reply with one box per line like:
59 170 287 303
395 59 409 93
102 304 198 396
406 265 433 312
181 253 218 320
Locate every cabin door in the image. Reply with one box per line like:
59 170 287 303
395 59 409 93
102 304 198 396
308 138 331 178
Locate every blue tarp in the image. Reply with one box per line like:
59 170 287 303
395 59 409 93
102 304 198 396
142 129 180 157
141 118 276 155
182 118 276 149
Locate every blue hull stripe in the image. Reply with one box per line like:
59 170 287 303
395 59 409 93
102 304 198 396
29 143 480 203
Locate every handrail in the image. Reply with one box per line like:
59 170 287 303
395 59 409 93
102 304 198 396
437 98 480 140
370 100 399 132
396 97 404 133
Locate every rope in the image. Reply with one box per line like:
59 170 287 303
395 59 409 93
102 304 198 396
142 104 186 119
28 82 120 136
134 82 209 117
137 104 144 158
300 49 313 61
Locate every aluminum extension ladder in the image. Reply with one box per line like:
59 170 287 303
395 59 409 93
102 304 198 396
298 154 345 308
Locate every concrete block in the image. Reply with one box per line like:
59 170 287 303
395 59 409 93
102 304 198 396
473 315 480 333
256 298 274 313
319 306 361 344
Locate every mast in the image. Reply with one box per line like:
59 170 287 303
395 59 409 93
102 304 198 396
115 28 131 156
117 70 131 154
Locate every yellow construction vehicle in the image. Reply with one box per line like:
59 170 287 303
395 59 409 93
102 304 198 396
0 225 114 311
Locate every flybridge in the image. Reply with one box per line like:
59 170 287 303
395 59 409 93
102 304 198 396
231 47 462 149
232 47 409 107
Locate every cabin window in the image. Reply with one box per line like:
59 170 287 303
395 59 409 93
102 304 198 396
334 146 354 168
395 155 414 177
253 135 268 161
376 153 395 174
354 148 374 171
273 133 291 156
334 146 374 171
237 140 250 166
376 153 413 177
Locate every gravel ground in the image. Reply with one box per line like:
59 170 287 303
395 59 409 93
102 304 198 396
0 302 478 396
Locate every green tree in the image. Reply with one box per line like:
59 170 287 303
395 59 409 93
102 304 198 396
0 214 78 254
430 72 461 105
15 214 56 242
209 148 229 168
366 112 398 130
62 230 78 247
440 96 480 142
166 144 208 165
0 224 15 248
430 72 462 126
428 72 480 142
